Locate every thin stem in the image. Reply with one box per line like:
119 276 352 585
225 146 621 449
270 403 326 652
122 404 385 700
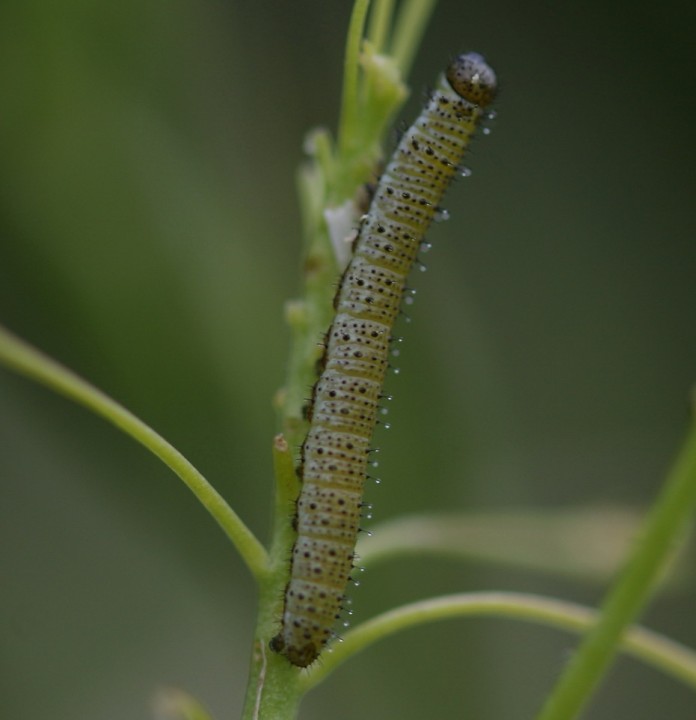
390 0 439 76
299 592 696 692
366 0 395 53
536 417 696 720
338 0 372 156
0 324 269 581
357 508 656 582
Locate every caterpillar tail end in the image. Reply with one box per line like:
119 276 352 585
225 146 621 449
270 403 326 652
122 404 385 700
269 634 320 669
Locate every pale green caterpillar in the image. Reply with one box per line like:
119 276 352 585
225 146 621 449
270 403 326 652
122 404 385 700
272 52 497 668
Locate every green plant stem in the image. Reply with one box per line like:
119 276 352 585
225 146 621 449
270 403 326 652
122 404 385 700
391 0 439 75
0 323 269 581
299 592 696 693
366 0 394 52
239 640 303 720
536 417 696 720
356 507 694 584
338 0 371 157
278 0 412 446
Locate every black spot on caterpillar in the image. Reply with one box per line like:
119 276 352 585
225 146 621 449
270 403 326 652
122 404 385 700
271 52 497 668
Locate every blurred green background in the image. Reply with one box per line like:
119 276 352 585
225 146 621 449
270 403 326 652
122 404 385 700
1 1 694 718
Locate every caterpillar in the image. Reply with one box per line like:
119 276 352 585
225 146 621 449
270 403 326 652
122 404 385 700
271 52 497 668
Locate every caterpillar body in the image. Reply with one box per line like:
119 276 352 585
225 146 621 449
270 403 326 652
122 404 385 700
272 52 497 668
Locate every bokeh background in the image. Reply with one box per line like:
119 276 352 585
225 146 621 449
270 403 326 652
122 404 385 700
1 1 694 718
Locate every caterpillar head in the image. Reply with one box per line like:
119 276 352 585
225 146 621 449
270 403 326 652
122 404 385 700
446 52 497 107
